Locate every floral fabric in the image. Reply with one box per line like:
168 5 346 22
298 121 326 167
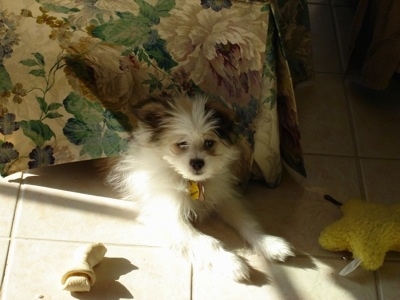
0 0 311 186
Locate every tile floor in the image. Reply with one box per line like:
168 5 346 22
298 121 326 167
1 1 400 299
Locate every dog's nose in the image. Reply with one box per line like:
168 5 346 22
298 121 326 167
190 158 204 171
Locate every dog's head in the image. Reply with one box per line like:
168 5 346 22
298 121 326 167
133 95 239 181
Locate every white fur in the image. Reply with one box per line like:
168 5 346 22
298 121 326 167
107 95 294 281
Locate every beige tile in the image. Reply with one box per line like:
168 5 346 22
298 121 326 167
115 155 364 282
21 160 118 199
0 172 22 237
361 158 400 265
296 74 354 156
386 252 400 261
308 4 342 73
0 239 10 290
192 256 377 300
13 184 165 246
332 0 357 6
2 239 191 300
361 159 400 204
348 80 400 159
333 6 356 70
12 162 165 246
377 262 400 300
239 155 362 257
308 0 329 4
298 155 362 201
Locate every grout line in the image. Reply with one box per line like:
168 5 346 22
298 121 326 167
329 0 347 75
298 253 397 262
342 73 368 201
0 238 11 292
332 7 348 73
330 2 381 298
308 2 344 75
0 172 24 291
303 152 400 162
329 0 369 201
374 271 383 300
307 0 354 7
302 152 355 158
7 172 25 240
312 70 342 76
384 258 400 263
190 264 194 300
356 156 400 161
4 237 165 249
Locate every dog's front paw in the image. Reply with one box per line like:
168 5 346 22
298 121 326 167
260 236 295 262
211 250 250 282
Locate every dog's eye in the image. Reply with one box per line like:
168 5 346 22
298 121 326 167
176 141 189 149
204 139 215 149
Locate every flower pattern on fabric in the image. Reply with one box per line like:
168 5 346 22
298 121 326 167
0 0 312 186
156 1 267 104
64 37 139 105
28 145 55 169
37 0 139 29
0 10 20 62
0 113 19 135
201 0 232 11
0 141 18 164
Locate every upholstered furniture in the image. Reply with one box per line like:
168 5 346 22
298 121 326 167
0 0 312 186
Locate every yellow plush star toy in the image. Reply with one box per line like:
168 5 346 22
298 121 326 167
319 197 400 273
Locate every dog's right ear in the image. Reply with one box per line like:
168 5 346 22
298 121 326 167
133 97 171 129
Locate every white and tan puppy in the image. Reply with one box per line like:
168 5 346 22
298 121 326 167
107 95 294 281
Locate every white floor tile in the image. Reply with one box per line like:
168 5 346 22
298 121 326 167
296 74 354 156
192 181 338 262
0 173 22 237
192 256 377 300
242 155 361 257
361 159 400 204
0 239 10 291
332 0 356 7
333 6 356 70
298 155 362 201
377 262 400 300
308 4 342 73
348 80 400 159
308 0 329 4
13 182 165 246
20 160 118 199
2 239 191 300
12 164 165 246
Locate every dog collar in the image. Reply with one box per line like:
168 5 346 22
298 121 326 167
188 180 205 201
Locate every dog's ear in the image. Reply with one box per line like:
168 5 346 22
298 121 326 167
205 99 238 145
133 97 171 129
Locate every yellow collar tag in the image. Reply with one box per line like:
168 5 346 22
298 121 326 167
189 181 205 201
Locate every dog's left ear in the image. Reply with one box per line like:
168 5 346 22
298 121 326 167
133 97 171 129
205 100 238 145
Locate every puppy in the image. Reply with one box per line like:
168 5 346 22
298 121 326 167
107 95 294 281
